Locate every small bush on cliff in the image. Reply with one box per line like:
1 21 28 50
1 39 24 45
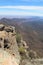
19 46 25 55
16 33 21 43
29 50 37 59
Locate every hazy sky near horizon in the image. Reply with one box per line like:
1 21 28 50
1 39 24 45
0 0 43 16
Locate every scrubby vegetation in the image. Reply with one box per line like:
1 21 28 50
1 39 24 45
29 50 37 59
19 46 25 55
16 33 21 43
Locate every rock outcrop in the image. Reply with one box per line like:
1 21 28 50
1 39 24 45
0 24 21 65
0 24 5 31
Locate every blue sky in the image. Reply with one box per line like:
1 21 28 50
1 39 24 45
0 0 43 16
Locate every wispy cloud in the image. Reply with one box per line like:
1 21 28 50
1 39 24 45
0 11 43 16
0 6 43 10
0 6 43 16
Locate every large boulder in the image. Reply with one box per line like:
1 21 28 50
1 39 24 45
0 31 8 49
0 24 5 31
4 26 13 32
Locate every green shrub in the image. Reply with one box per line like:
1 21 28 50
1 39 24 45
16 33 21 43
19 46 25 54
29 50 37 59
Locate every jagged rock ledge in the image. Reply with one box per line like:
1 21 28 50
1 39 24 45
0 24 21 65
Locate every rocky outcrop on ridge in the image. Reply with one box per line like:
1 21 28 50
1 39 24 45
0 24 21 65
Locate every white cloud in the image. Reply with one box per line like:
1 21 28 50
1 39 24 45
0 11 43 16
0 6 43 10
0 6 43 16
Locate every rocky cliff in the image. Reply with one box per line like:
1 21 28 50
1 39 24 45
0 24 21 65
0 24 43 65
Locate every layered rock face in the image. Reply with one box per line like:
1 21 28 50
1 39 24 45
0 24 20 65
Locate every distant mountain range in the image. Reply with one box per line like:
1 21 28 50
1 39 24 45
0 17 43 57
